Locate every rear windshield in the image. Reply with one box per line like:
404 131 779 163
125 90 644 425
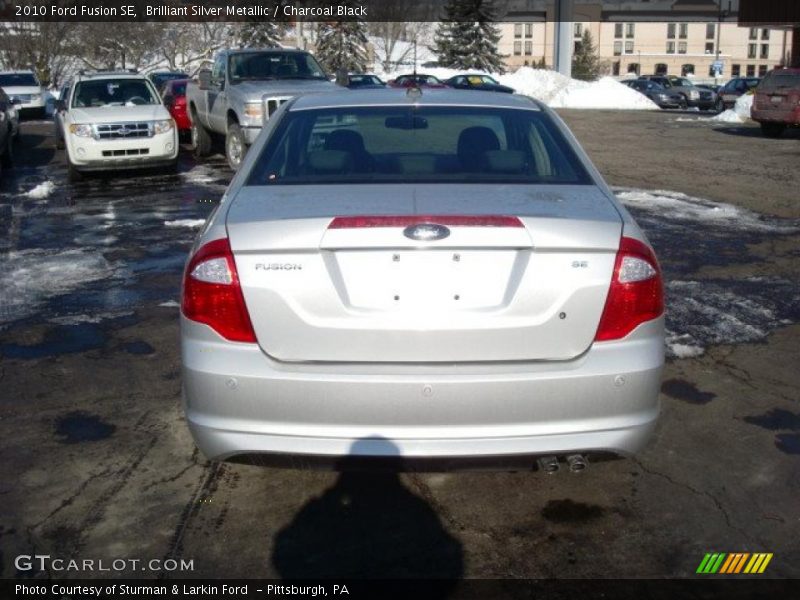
759 72 800 92
246 106 592 186
72 79 159 108
0 73 39 87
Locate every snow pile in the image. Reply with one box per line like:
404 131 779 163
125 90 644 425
380 66 658 110
24 181 55 199
706 94 754 124
502 68 658 110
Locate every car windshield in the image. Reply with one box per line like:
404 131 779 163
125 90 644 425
229 52 327 81
468 75 498 85
72 79 159 108
246 106 591 186
759 72 800 91
0 73 39 87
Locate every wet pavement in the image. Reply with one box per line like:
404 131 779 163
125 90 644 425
0 116 798 581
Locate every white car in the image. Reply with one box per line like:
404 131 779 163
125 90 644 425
0 70 46 119
58 71 178 182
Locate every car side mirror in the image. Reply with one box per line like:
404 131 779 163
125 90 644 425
198 70 212 90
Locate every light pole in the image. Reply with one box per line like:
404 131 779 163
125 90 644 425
715 1 731 84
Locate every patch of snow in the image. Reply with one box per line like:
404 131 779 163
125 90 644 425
164 219 206 228
48 311 134 326
709 109 743 123
158 300 180 308
24 181 55 199
0 249 117 324
614 188 799 234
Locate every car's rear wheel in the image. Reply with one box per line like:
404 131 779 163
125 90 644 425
760 123 786 138
191 117 212 159
225 123 246 171
1 128 13 169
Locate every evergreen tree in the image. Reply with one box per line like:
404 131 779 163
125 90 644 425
571 29 600 81
314 17 369 75
433 0 506 74
235 20 286 48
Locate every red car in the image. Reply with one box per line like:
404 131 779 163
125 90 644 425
161 78 190 137
387 74 448 89
751 68 800 138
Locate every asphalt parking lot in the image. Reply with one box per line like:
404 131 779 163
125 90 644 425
0 113 798 581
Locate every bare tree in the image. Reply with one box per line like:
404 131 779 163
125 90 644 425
0 22 78 87
369 22 434 71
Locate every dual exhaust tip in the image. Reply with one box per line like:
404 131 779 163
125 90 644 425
537 454 588 474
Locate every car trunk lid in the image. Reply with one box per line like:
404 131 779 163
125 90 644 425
227 184 623 363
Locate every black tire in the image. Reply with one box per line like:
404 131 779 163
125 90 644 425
713 97 724 113
66 151 83 182
678 96 688 110
162 158 179 175
191 115 212 159
1 128 13 169
225 123 247 171
760 123 786 138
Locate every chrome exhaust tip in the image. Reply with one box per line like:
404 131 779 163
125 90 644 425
537 456 560 474
566 454 588 473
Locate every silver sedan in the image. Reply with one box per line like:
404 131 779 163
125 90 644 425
181 89 664 471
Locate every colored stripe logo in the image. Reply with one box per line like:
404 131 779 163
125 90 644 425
697 553 773 574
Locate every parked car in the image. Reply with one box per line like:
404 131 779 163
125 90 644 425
148 71 189 95
718 77 761 109
180 89 665 468
638 75 722 111
346 74 386 89
444 74 515 94
186 48 337 170
161 78 191 139
751 68 800 138
387 74 448 89
621 79 684 109
57 70 178 182
0 87 18 171
0 70 46 119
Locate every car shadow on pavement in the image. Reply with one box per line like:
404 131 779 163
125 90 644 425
271 438 464 589
14 131 55 168
711 125 800 139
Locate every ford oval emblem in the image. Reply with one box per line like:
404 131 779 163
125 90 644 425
403 223 450 242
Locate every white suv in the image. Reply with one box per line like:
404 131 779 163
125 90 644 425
0 70 46 119
58 71 178 181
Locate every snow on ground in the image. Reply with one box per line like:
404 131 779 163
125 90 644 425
23 181 55 199
158 300 180 308
0 249 118 325
677 93 754 124
614 188 798 234
380 66 658 110
164 219 206 228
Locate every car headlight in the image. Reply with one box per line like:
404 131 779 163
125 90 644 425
153 119 174 134
688 90 699 100
244 103 263 119
69 124 93 138
30 94 42 102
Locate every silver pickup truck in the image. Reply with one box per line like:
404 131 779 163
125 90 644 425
187 48 338 170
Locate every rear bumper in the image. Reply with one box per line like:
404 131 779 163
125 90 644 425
181 317 664 464
751 107 800 125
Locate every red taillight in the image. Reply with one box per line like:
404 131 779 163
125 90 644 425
594 237 664 342
328 215 523 228
181 238 256 343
